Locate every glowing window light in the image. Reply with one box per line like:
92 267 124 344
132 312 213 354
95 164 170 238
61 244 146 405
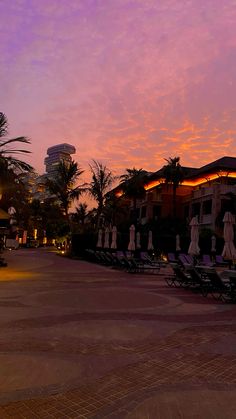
115 191 123 197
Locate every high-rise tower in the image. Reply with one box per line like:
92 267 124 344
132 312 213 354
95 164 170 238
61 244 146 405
44 143 76 177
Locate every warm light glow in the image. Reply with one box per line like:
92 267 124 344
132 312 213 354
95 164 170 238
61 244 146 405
144 179 164 191
114 172 236 195
144 172 236 190
182 172 236 186
115 191 123 197
22 230 27 244
0 270 39 281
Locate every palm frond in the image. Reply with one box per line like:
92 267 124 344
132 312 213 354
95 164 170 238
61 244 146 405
6 157 33 172
0 136 31 147
0 112 8 137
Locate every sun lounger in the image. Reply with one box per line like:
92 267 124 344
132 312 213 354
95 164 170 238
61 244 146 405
184 265 211 296
201 254 215 267
124 257 161 274
139 251 161 267
167 253 178 263
178 254 192 267
166 264 194 288
166 264 210 296
201 268 234 302
215 255 228 266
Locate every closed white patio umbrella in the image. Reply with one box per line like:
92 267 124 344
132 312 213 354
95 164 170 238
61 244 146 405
188 216 200 256
96 229 103 248
136 232 141 249
128 224 136 251
222 212 236 261
211 235 216 253
111 226 117 249
147 230 154 251
176 234 181 252
104 227 110 248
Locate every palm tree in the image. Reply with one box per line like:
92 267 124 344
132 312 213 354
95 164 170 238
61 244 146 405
25 198 66 241
0 167 30 217
162 157 184 218
73 203 88 224
46 160 85 222
71 203 89 232
0 113 32 203
0 112 32 172
103 190 129 227
119 168 147 224
87 160 114 228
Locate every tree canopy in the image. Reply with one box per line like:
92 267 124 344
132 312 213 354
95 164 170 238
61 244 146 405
119 167 147 224
162 156 184 218
86 160 114 227
46 160 84 219
0 112 32 173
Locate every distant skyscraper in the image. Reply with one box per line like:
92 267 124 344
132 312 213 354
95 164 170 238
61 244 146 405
44 143 76 177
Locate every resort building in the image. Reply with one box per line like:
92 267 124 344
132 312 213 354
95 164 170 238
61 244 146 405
114 156 236 232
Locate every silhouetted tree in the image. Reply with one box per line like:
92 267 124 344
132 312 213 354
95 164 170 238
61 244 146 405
87 160 114 228
119 168 147 224
162 157 184 218
0 112 32 172
46 160 84 222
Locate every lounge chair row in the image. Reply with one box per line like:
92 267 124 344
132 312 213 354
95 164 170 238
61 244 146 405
84 249 164 274
165 263 236 303
167 252 228 267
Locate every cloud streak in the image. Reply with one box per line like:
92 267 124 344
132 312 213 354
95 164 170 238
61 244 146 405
1 0 236 178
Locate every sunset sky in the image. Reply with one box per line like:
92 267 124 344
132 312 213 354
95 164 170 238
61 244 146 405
1 0 236 181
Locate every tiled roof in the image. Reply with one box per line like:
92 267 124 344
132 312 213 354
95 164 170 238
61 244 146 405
190 156 236 178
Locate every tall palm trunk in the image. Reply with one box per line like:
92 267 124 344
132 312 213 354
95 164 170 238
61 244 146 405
173 185 177 218
133 197 137 225
97 202 103 229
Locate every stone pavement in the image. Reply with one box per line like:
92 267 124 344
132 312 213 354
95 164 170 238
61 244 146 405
0 249 236 418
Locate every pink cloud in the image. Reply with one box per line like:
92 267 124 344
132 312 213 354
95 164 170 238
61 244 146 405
1 0 236 184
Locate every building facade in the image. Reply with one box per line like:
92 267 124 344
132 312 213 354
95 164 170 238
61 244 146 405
44 143 76 177
115 157 236 232
22 143 76 203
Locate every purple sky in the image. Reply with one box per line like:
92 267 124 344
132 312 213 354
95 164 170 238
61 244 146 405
1 0 236 181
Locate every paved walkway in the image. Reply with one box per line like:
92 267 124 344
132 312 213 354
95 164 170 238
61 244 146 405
0 248 236 418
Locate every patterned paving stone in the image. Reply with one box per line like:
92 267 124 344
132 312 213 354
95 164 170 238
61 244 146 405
1 249 236 418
